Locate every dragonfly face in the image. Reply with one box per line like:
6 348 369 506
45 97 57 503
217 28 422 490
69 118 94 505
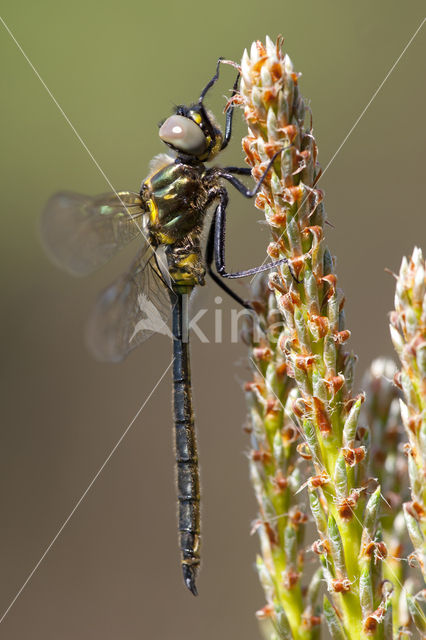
41 57 290 596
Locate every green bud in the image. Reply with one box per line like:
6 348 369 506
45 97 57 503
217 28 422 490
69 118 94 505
312 370 328 404
309 491 328 538
284 524 297 565
304 268 320 315
323 596 348 640
273 430 284 466
294 308 311 351
334 453 348 499
328 515 346 575
401 370 418 411
293 359 311 396
389 325 404 357
324 334 337 375
287 214 302 255
288 466 302 494
405 307 418 337
270 171 282 196
359 565 374 618
343 353 357 393
420 421 426 465
403 503 424 551
266 106 277 139
312 235 325 278
417 343 426 377
256 555 275 602
399 399 409 430
407 592 426 635
327 293 339 332
338 309 345 333
303 418 321 463
407 453 422 500
342 397 362 445
382 596 393 640
323 248 333 276
363 487 381 538
277 90 289 129
306 568 323 605
273 605 293 640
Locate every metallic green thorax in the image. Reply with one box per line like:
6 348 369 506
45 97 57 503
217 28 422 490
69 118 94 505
141 156 214 294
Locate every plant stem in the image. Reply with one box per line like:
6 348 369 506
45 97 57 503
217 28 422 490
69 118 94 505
238 36 389 639
243 276 321 640
390 248 426 636
362 358 412 634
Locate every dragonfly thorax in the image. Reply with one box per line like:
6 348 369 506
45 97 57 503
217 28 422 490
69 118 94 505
141 156 215 290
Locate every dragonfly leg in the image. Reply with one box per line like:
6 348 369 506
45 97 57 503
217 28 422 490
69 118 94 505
221 166 252 175
198 59 240 151
221 71 240 150
213 190 297 280
205 214 252 309
219 146 292 198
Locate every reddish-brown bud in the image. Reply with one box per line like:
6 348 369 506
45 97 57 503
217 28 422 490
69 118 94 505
325 374 345 394
310 315 330 338
342 446 366 466
273 470 288 492
253 346 273 361
282 424 298 444
295 354 316 372
255 604 274 620
334 330 351 344
331 578 351 593
297 442 312 460
289 507 309 528
252 446 272 464
313 397 332 435
283 569 300 589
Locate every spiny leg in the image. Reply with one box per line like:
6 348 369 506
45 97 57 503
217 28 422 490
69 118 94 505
205 214 252 309
221 71 240 150
198 57 225 103
213 189 292 279
218 148 287 198
221 166 252 175
198 58 240 151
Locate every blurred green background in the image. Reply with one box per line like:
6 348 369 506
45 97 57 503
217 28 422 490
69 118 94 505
0 1 425 638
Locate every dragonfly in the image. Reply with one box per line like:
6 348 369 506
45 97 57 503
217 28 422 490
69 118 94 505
41 58 291 596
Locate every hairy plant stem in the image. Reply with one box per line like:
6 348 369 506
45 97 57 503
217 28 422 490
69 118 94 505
238 37 389 639
362 358 412 634
390 248 426 635
243 277 321 640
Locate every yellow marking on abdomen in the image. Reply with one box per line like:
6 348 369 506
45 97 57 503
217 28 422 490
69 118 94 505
177 253 197 267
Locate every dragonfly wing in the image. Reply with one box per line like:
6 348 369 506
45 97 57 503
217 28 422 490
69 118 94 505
41 191 146 276
86 245 173 362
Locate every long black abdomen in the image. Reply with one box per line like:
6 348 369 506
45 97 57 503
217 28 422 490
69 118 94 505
171 293 200 596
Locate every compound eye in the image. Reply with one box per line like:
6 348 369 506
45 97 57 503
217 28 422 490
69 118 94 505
159 115 207 155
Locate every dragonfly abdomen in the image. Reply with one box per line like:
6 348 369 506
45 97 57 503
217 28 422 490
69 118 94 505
172 293 201 595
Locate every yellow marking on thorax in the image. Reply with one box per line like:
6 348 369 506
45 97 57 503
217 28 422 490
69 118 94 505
191 112 202 125
156 231 174 245
147 198 158 225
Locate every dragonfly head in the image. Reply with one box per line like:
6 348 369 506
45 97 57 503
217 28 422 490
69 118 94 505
159 104 223 163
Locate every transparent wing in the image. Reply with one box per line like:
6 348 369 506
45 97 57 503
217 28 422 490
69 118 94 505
41 191 146 276
86 245 174 362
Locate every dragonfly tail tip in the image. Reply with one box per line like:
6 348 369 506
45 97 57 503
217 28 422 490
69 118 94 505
182 564 198 596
